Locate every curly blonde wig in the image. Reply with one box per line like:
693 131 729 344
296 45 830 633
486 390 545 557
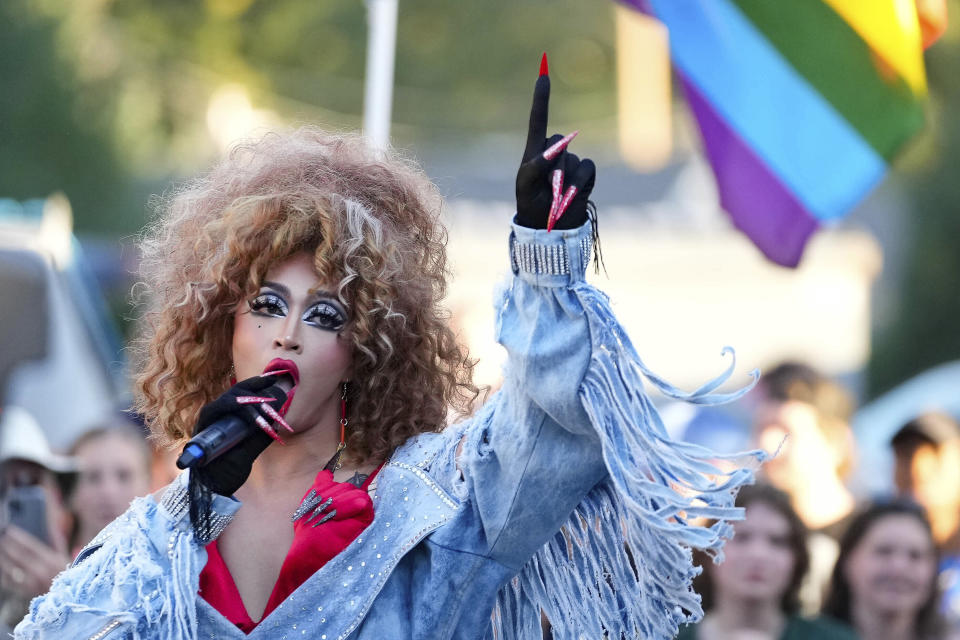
134 128 478 464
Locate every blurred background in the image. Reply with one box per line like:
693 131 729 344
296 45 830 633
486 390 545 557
1 0 958 488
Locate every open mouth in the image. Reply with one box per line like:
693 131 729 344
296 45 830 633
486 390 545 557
263 358 299 384
263 358 299 415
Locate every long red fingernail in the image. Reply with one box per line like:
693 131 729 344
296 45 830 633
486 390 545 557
542 131 579 161
236 396 275 405
539 52 549 77
547 169 563 232
261 403 294 433
256 415 286 444
554 185 579 226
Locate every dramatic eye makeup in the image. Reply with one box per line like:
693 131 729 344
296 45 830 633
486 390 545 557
249 292 288 317
248 285 347 332
302 299 347 331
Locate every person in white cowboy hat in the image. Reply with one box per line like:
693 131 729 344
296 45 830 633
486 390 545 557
0 406 76 631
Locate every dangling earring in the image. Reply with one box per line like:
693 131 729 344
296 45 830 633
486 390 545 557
324 381 348 472
293 382 352 525
338 380 348 453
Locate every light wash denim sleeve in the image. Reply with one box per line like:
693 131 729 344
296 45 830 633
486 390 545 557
453 220 769 640
447 222 604 567
14 472 240 640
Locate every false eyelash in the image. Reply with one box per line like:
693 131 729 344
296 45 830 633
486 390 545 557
249 293 288 315
303 302 346 331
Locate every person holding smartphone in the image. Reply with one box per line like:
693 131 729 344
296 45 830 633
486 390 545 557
0 407 76 631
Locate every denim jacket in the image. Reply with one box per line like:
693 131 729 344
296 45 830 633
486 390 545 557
16 221 764 640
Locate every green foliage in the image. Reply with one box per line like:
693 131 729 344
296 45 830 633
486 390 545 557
0 0 136 233
0 0 616 232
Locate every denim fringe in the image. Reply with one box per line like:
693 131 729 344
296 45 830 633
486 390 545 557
21 497 200 640
489 285 767 640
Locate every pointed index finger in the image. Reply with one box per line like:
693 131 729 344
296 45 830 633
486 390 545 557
523 75 550 162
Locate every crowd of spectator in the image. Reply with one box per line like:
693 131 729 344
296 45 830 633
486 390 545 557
679 361 960 640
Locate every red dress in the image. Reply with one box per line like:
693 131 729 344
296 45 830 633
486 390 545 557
198 467 381 633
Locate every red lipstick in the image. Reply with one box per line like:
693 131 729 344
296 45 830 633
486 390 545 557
263 358 299 384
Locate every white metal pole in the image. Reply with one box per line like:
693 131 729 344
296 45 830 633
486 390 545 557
363 0 398 150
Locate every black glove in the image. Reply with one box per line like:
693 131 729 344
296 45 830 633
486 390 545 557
515 68 596 230
192 375 287 496
187 375 287 540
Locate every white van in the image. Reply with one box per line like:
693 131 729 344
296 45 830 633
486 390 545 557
0 195 128 449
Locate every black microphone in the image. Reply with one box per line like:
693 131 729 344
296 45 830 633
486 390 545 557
175 381 290 470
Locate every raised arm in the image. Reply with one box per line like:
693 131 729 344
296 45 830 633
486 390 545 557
443 56 767 640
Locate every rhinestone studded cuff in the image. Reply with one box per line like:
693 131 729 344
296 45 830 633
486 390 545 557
509 223 593 279
158 477 235 545
159 481 190 521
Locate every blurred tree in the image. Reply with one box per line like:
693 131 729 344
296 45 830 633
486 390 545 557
868 1 960 396
0 0 136 233
1 0 616 232
103 0 615 142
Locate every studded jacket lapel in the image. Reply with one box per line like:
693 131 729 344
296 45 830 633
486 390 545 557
246 460 459 639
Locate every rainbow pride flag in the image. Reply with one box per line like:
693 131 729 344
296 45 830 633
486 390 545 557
624 0 936 267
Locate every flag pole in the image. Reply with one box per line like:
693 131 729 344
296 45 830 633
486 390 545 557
363 0 398 150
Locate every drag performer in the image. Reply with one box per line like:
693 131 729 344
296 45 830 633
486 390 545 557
15 57 764 640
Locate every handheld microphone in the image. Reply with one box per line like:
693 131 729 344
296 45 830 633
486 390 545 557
175 381 289 470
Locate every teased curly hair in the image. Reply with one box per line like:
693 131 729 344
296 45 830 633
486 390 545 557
133 128 478 464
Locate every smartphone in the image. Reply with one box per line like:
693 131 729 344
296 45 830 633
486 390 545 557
2 485 50 544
